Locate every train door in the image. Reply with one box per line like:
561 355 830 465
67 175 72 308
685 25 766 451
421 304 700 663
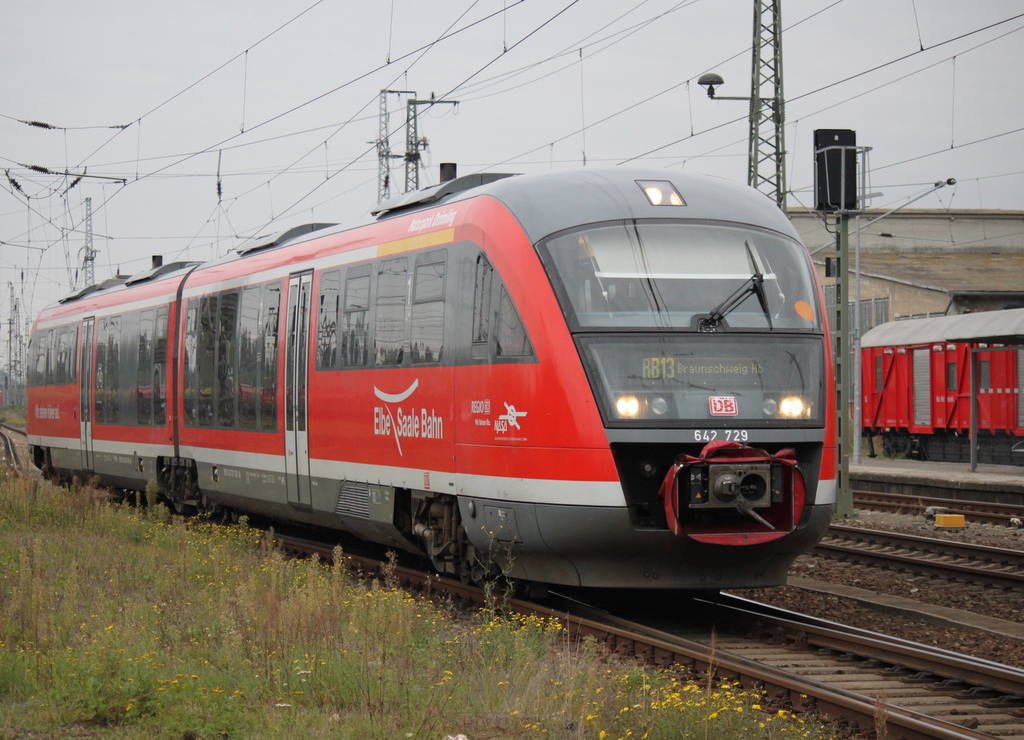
79 317 94 470
284 272 312 506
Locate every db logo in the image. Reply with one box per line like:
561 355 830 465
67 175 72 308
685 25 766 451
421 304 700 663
708 396 738 416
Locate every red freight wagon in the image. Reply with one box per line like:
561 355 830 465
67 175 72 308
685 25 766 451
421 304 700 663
862 309 1024 464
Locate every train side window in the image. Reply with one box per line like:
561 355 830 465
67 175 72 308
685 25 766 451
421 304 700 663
471 255 493 360
104 316 122 424
946 361 957 392
37 329 53 385
217 290 239 428
495 286 533 358
154 307 168 426
237 286 261 430
95 320 107 422
342 265 370 367
197 295 217 427
411 252 446 364
261 282 282 431
137 309 155 425
183 299 199 426
25 334 38 387
980 360 991 391
46 329 59 385
875 355 883 393
374 257 408 366
316 270 341 370
53 327 69 385
65 326 78 384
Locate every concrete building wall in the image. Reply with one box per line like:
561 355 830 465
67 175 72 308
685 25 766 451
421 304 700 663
791 209 1024 255
795 208 1024 323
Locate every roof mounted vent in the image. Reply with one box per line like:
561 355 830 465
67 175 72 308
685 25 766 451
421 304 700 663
237 222 337 256
371 172 517 218
57 276 127 304
124 261 200 286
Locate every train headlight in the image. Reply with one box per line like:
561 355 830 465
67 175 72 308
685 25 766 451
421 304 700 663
650 396 669 415
616 395 641 417
637 180 686 207
778 396 805 418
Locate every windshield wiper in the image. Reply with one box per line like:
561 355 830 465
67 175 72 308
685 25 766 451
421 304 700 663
698 241 774 332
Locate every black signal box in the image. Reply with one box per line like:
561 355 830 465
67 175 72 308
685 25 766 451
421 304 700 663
814 129 857 212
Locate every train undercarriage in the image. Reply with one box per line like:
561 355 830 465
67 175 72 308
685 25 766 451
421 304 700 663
866 429 1024 466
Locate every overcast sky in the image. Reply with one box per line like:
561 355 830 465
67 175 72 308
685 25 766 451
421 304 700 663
3 0 1023 326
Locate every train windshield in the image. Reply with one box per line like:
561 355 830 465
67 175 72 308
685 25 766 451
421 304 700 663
578 334 825 425
541 221 821 331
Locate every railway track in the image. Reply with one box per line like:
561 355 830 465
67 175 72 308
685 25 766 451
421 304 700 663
275 532 1024 740
854 490 1024 527
816 524 1024 592
0 424 22 470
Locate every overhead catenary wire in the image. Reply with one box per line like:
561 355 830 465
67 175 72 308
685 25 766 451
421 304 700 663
4 2 1024 320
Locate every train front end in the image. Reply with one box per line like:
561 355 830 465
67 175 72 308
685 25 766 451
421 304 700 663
501 171 836 589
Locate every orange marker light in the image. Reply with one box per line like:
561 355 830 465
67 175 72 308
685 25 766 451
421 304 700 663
794 300 815 322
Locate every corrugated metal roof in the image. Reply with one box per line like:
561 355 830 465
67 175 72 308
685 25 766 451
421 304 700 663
862 307 1024 347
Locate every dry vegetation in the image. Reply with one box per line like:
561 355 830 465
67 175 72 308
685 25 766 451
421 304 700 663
0 471 839 740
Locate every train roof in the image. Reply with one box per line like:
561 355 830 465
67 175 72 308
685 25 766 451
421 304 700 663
41 167 801 318
375 167 798 244
861 307 1024 347
47 260 199 312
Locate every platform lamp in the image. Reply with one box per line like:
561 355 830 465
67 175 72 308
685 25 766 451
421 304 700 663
697 70 786 211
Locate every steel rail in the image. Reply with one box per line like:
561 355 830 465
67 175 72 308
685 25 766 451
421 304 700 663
854 490 1024 526
274 532 1023 740
818 525 1024 590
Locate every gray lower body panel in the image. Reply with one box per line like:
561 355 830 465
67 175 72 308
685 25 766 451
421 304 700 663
462 499 833 589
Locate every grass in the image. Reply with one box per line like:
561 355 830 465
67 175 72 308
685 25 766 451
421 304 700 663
0 406 25 429
0 470 842 740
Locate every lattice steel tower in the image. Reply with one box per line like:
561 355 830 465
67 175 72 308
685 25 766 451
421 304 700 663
747 0 786 210
83 196 96 287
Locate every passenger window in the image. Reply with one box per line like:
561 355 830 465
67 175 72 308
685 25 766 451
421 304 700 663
980 360 991 391
37 329 53 384
54 327 70 385
197 296 217 427
65 326 78 384
471 255 493 359
104 316 122 424
374 257 408 366
875 355 883 394
261 282 281 431
183 300 199 426
218 291 239 428
342 265 370 367
946 361 957 392
94 322 107 421
316 270 341 370
495 287 533 358
411 252 446 364
237 286 261 430
137 309 155 425
153 307 168 426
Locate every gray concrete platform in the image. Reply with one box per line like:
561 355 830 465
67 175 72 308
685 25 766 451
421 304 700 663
850 457 1024 500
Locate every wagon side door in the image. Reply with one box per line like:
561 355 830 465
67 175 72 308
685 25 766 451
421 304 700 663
284 271 313 506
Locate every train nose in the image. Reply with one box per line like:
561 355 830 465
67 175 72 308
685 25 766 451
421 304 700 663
658 441 805 542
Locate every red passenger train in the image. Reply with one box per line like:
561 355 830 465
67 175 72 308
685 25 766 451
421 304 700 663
27 168 835 590
861 309 1024 464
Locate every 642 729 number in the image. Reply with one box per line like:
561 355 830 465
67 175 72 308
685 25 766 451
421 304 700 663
693 429 749 443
